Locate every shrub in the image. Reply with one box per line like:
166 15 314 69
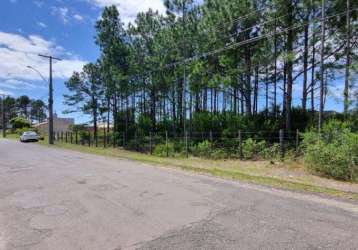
302 120 358 181
10 117 30 130
259 143 280 160
192 140 233 159
192 140 212 158
153 143 175 157
242 138 266 159
210 149 228 159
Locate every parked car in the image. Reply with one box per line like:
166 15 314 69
20 131 39 142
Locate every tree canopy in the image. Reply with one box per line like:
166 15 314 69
64 0 358 142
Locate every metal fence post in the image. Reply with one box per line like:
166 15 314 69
185 131 189 158
135 131 138 151
295 129 299 153
113 133 115 148
149 132 153 155
279 129 285 160
166 131 169 157
210 130 213 149
88 132 91 147
239 130 243 160
70 132 73 144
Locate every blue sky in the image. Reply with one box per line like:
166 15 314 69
0 0 349 124
0 0 167 123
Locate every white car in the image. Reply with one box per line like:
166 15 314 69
20 131 39 142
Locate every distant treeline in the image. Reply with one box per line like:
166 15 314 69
0 95 47 126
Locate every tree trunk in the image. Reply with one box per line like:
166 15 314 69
274 16 278 117
253 66 259 115
283 63 287 118
107 97 110 134
286 4 294 131
344 0 351 116
92 96 98 147
265 67 269 117
233 87 237 114
302 17 309 112
311 28 316 116
245 46 252 116
319 0 326 130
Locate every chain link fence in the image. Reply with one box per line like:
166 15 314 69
53 129 303 160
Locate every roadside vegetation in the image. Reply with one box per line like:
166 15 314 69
3 119 358 200
58 1 358 184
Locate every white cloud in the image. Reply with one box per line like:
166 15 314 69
0 79 44 90
0 89 13 96
51 6 70 24
33 1 44 8
0 31 86 92
37 22 47 28
87 0 166 23
73 14 84 22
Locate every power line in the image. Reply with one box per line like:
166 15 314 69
201 5 268 34
203 12 292 49
157 8 358 71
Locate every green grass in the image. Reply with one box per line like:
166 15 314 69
1 133 18 139
35 140 358 201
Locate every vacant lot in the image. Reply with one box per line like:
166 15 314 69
0 139 358 250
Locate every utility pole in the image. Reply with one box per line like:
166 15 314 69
319 0 325 131
1 94 6 138
38 54 62 144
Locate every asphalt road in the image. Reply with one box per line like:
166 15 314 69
0 139 357 250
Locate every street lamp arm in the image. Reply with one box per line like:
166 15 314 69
27 66 49 84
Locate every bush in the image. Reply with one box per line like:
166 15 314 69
10 117 30 130
210 149 228 159
153 143 175 157
259 143 280 160
192 140 212 158
302 120 358 181
191 140 231 159
242 138 266 159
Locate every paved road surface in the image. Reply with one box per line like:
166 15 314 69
0 139 357 250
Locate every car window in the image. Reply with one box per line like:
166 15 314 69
23 131 37 135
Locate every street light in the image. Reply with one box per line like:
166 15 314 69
26 66 48 84
27 54 61 145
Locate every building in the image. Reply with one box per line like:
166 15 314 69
34 113 74 135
